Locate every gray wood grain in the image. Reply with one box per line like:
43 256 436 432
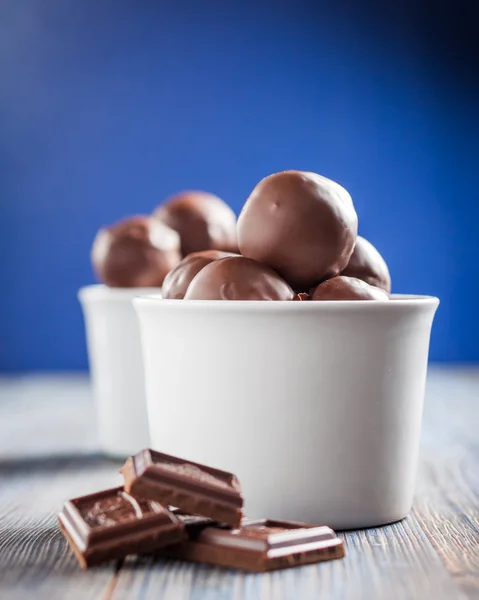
414 370 479 599
0 454 122 600
0 369 477 600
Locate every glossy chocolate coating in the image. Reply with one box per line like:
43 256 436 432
184 256 296 301
162 250 237 299
91 216 181 287
341 235 391 293
237 171 358 290
154 191 237 256
310 275 389 301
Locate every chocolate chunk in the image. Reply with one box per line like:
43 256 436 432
341 235 391 293
91 216 181 287
171 510 215 531
237 170 358 290
154 191 238 256
121 450 243 528
162 250 237 299
58 487 185 569
184 256 296 301
163 519 345 572
310 275 389 301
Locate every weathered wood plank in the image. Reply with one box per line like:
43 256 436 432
107 518 466 600
109 509 466 599
0 370 477 599
414 368 479 599
0 454 122 600
0 374 97 457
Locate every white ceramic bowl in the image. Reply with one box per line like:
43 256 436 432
134 294 439 529
79 285 157 457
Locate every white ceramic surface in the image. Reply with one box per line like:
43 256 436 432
134 295 439 529
79 285 156 457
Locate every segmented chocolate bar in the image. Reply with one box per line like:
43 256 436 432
58 487 185 569
121 450 243 528
163 518 345 571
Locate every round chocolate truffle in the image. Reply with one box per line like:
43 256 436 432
154 191 237 256
341 235 391 293
91 216 181 287
184 256 296 301
162 250 237 299
237 171 358 290
310 275 389 301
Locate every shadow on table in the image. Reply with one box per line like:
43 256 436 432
0 453 123 474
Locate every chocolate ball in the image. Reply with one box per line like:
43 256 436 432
162 250 237 299
184 256 296 301
341 235 391 293
310 276 389 301
237 171 358 290
91 216 181 287
154 191 237 256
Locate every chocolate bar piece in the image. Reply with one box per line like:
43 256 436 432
172 511 215 530
121 450 243 528
58 487 185 569
163 519 345 572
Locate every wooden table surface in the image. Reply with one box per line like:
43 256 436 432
0 368 477 600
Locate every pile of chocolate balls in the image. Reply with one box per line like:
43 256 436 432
91 171 391 301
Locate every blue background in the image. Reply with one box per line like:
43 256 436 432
1 0 478 371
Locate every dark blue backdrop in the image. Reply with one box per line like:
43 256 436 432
1 0 478 370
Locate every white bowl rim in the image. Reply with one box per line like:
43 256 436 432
133 293 439 311
78 284 163 302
